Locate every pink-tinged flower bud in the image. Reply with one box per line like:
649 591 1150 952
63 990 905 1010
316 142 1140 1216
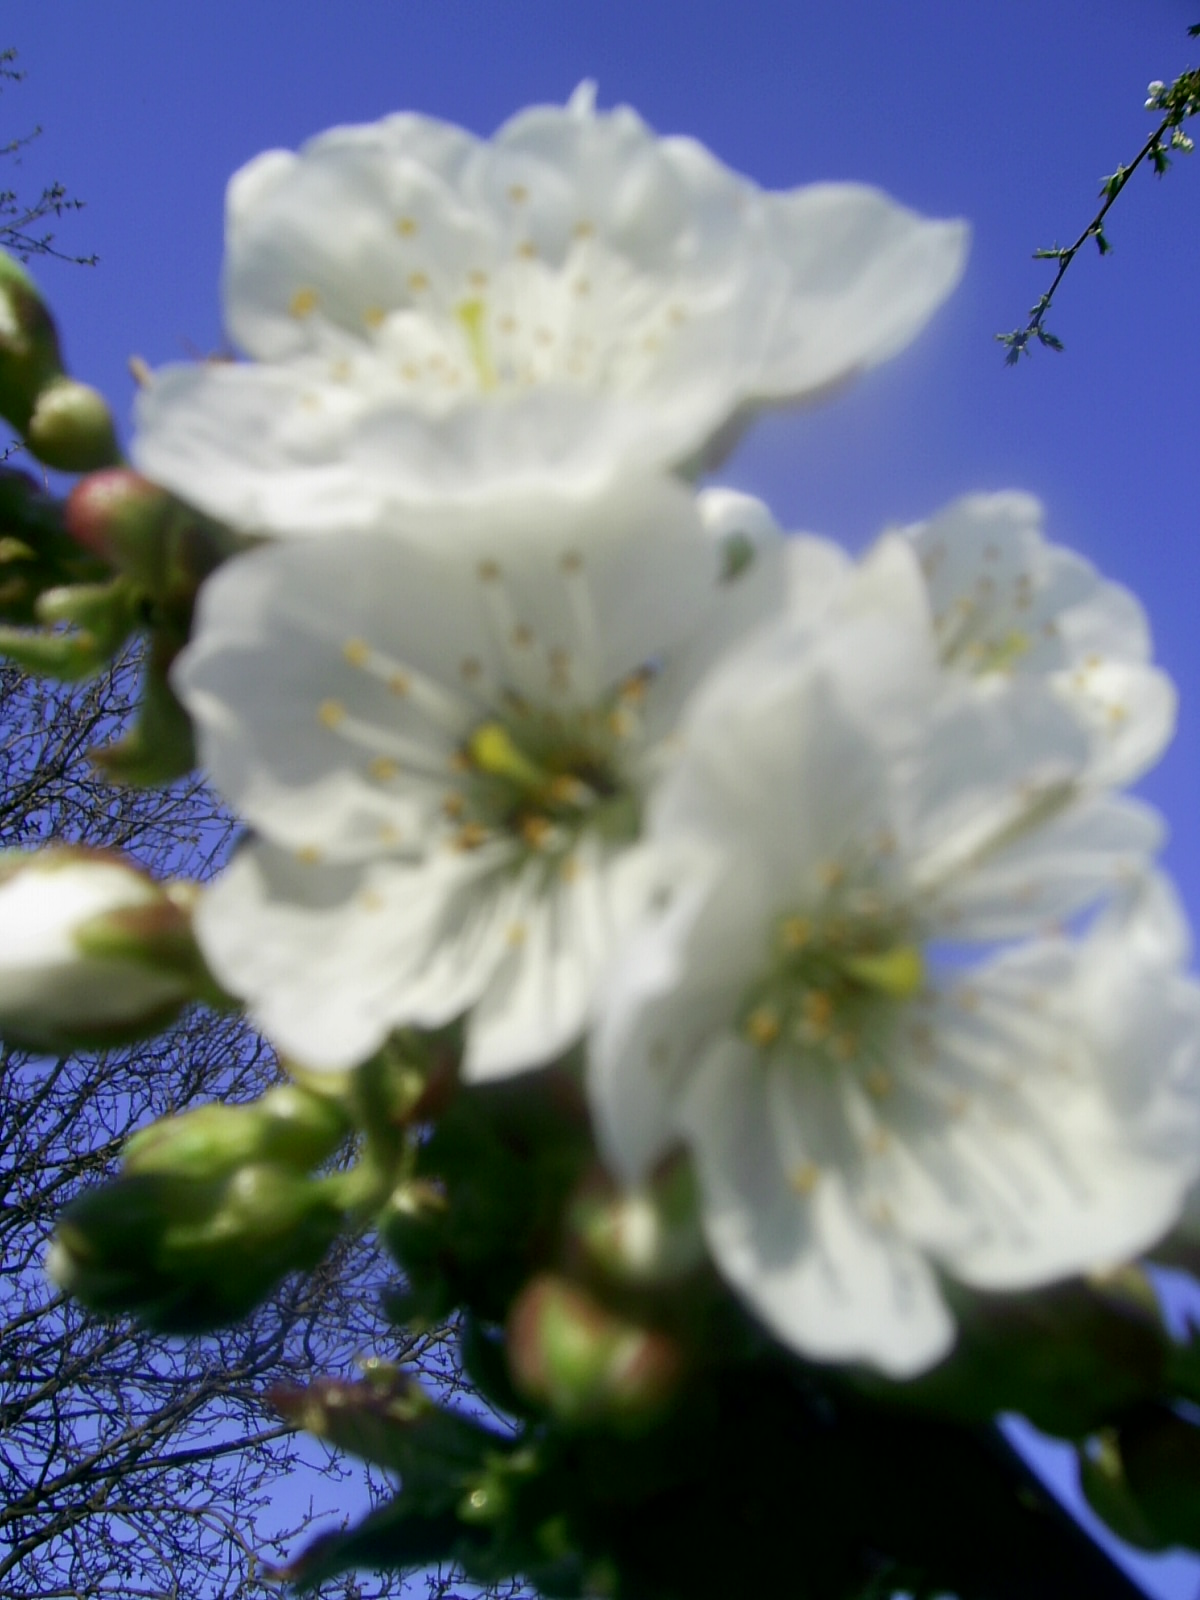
65 469 174 570
506 1273 683 1429
0 847 200 1049
0 252 65 431
25 377 120 473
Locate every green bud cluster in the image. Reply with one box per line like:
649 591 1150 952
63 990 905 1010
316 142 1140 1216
0 253 119 471
49 1162 346 1333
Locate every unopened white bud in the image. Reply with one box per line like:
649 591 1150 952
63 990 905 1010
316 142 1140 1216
0 848 198 1049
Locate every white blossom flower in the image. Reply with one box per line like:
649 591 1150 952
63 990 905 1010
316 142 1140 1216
0 849 196 1048
700 487 1176 788
900 492 1176 786
173 477 804 1078
133 85 967 534
588 546 1186 1376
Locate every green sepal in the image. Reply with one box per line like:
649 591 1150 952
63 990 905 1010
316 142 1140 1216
849 1274 1169 1439
270 1362 507 1490
90 633 196 784
1078 1432 1167 1551
0 575 140 679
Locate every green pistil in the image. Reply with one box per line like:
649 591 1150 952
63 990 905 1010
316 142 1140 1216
740 911 923 1059
966 629 1031 674
456 299 497 391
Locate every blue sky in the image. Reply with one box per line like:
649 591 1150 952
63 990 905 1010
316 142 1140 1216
5 2 1200 1596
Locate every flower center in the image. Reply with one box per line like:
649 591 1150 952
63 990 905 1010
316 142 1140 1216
453 695 642 859
738 902 924 1071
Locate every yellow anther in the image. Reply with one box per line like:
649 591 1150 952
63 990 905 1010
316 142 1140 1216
779 915 812 952
378 823 403 845
288 287 319 319
516 240 537 259
789 1162 820 1196
456 299 497 390
745 1008 781 1048
520 815 553 850
865 1068 894 1101
559 855 582 883
330 358 353 382
368 756 399 782
363 305 387 330
454 823 489 852
1107 703 1128 724
866 1128 891 1156
511 624 533 648
318 699 346 729
830 1032 859 1062
442 792 466 820
477 559 501 582
296 845 322 865
801 990 834 1034
360 889 385 911
572 219 595 239
498 313 518 333
842 944 925 1000
505 921 527 947
545 773 591 809
395 216 419 236
573 277 591 297
468 722 547 790
508 183 529 204
561 550 584 575
387 671 410 697
460 657 483 682
342 638 371 667
407 271 430 293
400 361 421 381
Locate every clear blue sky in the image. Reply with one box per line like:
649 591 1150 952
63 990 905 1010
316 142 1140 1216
6 2 1200 1596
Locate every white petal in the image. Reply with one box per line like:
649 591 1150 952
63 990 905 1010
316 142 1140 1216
756 184 968 395
589 840 766 1181
680 1040 955 1376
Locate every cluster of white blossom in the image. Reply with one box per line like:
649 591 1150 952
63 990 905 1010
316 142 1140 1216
23 88 1200 1376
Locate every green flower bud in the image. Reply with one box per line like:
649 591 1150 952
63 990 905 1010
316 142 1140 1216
0 467 106 627
0 848 203 1050
25 377 120 473
0 252 64 431
50 1162 345 1332
123 1083 351 1182
568 1160 704 1288
506 1274 683 1430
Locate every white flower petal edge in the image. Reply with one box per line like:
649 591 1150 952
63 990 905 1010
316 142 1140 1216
588 574 1187 1375
133 87 967 529
699 486 1176 788
901 491 1177 786
177 476 786 1076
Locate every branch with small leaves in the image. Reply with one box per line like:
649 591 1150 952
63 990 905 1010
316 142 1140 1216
998 27 1200 363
